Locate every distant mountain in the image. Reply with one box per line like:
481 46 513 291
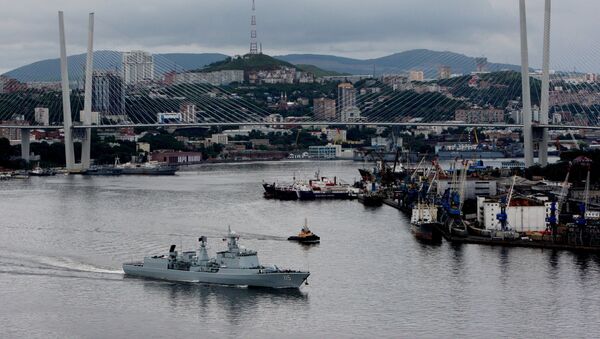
295 64 350 77
4 49 521 82
3 51 229 82
276 49 521 77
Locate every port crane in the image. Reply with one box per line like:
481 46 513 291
546 164 570 243
441 159 469 236
494 175 518 239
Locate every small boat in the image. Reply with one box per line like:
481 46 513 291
288 218 320 244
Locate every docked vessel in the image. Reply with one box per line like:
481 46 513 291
411 203 442 242
296 176 355 200
83 166 123 176
288 218 320 244
435 143 505 160
123 228 310 289
117 161 178 175
262 182 299 200
29 167 56 176
358 191 385 207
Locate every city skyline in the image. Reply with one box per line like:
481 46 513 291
1 0 600 74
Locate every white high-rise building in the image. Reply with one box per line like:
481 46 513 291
337 83 362 122
122 50 154 85
34 107 50 125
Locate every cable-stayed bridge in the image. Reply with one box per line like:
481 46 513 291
1 0 599 171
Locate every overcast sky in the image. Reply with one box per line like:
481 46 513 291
0 0 598 74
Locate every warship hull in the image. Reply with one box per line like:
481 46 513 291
123 263 309 289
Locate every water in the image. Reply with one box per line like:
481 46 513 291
1 160 599 338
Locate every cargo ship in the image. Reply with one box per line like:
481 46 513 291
410 203 442 242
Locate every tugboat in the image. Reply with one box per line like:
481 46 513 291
123 227 310 289
288 218 320 244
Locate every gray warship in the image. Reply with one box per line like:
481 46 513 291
123 228 310 289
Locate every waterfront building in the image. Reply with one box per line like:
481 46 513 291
477 196 552 232
151 150 203 164
122 50 154 85
91 71 124 116
34 107 50 125
309 144 342 159
313 98 336 121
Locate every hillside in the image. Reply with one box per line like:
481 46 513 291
200 53 295 72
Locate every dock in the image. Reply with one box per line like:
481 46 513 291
382 199 600 253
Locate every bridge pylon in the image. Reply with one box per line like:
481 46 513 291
58 12 94 172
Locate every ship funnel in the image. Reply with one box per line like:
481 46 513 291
169 245 176 252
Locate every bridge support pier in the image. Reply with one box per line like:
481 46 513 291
20 129 30 163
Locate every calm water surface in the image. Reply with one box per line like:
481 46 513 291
0 160 598 338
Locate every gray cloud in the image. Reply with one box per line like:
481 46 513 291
0 0 599 74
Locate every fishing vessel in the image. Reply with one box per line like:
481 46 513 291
123 228 310 289
288 218 320 244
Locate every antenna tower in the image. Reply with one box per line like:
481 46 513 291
250 0 258 54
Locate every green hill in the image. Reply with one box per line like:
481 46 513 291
201 53 295 72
